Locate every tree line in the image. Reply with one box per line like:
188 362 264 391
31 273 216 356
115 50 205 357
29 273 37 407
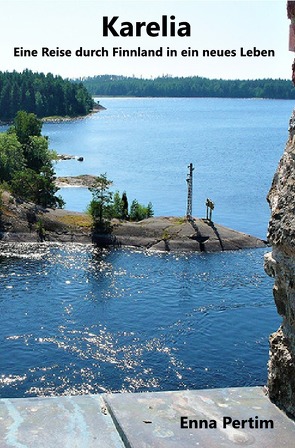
0 111 63 208
82 75 295 99
0 70 94 121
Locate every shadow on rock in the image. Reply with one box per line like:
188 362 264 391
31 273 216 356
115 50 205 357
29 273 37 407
91 222 121 248
188 218 209 252
204 219 225 251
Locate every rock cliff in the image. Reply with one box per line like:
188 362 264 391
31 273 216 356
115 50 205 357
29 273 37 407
264 110 295 418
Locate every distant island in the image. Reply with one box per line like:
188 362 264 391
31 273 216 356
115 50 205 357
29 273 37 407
82 74 295 99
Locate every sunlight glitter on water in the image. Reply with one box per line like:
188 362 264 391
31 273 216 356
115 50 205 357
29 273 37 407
0 244 279 397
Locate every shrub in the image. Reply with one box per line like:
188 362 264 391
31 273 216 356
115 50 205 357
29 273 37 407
130 199 154 221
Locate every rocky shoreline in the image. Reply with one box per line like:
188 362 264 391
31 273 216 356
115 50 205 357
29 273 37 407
55 175 97 188
0 104 106 126
0 194 267 252
41 103 106 123
110 216 267 252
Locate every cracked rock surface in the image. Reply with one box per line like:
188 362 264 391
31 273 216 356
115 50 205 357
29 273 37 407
265 110 295 418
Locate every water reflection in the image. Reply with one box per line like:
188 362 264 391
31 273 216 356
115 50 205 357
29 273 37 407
0 244 278 398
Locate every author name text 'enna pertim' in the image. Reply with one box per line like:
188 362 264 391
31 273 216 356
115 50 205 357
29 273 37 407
180 416 274 430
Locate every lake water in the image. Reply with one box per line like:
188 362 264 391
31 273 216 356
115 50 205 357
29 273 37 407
0 244 279 397
0 97 293 398
48 97 293 239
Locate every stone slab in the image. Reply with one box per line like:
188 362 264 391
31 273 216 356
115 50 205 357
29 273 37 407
0 388 294 447
0 394 124 448
104 387 295 447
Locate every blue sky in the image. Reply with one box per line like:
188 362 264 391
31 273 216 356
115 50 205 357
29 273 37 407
0 0 292 79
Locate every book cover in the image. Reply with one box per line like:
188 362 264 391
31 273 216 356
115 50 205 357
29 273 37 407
0 1 294 446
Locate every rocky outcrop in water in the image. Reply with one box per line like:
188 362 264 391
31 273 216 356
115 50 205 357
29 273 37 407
0 191 266 250
264 109 295 418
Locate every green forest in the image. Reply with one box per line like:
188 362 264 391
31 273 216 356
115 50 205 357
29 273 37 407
0 70 94 121
82 75 295 99
1 71 294 122
0 111 63 208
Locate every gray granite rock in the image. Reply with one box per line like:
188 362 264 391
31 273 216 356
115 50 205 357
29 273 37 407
265 109 295 418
